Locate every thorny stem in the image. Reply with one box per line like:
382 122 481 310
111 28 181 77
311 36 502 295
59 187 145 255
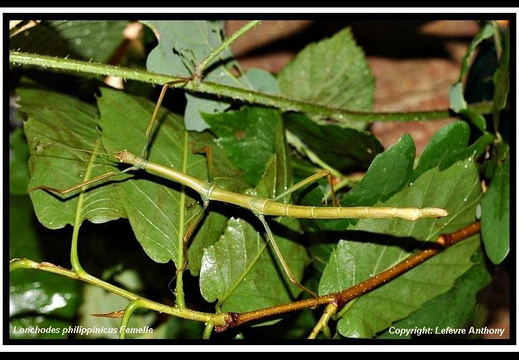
214 221 482 333
9 51 493 126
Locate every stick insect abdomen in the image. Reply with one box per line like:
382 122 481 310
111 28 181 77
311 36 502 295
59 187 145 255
258 201 448 221
114 150 448 222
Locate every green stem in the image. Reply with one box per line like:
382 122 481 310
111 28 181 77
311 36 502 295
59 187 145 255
120 300 144 339
10 258 230 326
194 20 261 79
70 139 105 274
491 21 503 60
308 303 338 339
9 51 493 126
174 131 190 309
203 323 214 339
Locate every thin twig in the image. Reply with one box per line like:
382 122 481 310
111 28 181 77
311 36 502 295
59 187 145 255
215 221 481 332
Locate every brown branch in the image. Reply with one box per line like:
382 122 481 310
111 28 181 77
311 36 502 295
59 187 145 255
215 221 481 332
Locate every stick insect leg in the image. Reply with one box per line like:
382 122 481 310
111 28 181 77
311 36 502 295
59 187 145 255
177 201 209 273
177 145 214 272
273 169 338 206
256 214 318 298
141 78 192 159
191 145 214 183
27 167 137 195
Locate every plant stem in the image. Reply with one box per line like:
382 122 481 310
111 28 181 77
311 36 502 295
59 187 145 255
174 131 191 309
214 221 481 332
10 258 231 326
69 138 104 275
120 300 144 339
9 51 493 126
194 20 261 80
308 303 338 339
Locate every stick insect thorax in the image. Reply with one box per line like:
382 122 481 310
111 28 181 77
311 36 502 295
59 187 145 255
114 150 448 222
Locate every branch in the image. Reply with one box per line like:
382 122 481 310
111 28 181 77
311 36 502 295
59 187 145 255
9 258 230 327
215 221 482 332
9 51 493 127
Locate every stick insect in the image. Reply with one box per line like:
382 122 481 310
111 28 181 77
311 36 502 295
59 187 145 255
26 81 448 298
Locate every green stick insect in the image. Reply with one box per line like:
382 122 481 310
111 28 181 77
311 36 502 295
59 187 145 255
28 80 448 298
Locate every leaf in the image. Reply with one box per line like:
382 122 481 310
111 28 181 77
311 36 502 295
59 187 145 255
492 25 510 119
413 120 493 179
9 127 30 195
353 157 482 239
21 85 246 269
278 27 374 128
319 156 483 337
313 134 415 232
449 22 495 130
144 20 279 132
97 87 246 267
481 154 510 264
10 195 81 339
284 113 383 173
332 235 480 338
448 82 467 113
200 116 310 313
10 20 128 62
457 23 495 84
344 135 415 205
378 246 491 338
200 216 308 314
20 86 127 229
203 107 283 186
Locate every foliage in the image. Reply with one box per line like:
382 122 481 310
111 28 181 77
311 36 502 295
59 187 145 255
8 19 510 341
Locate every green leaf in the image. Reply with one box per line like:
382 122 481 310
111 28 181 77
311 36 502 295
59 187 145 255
344 134 415 205
448 82 467 113
284 113 383 173
313 134 415 232
413 120 492 179
9 127 31 195
200 119 309 313
353 157 482 238
243 67 281 95
97 87 246 267
449 22 495 130
144 20 231 131
20 85 246 270
278 27 374 128
457 23 495 83
481 154 510 264
319 156 482 337
144 20 279 132
378 246 491 339
10 195 81 339
20 86 127 229
200 216 308 314
10 20 128 62
332 235 480 338
203 107 283 186
492 25 510 117
144 20 228 78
